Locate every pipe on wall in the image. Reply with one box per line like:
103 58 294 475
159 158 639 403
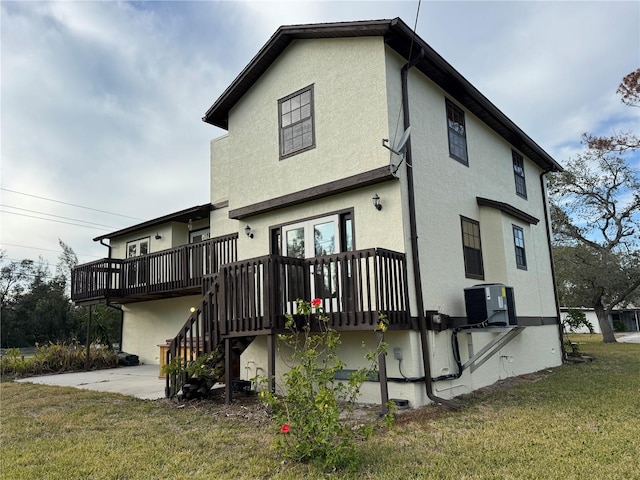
539 171 567 360
400 56 458 409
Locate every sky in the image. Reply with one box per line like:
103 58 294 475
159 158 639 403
1 0 639 271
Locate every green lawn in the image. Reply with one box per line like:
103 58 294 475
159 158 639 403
1 335 638 479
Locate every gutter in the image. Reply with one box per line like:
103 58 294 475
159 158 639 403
98 238 126 352
539 171 567 361
401 56 458 409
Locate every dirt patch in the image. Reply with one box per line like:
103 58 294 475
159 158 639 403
160 387 388 428
160 370 555 428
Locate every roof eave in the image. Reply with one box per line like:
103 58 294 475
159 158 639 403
202 17 563 173
93 203 214 242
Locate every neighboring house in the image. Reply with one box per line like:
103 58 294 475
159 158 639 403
71 18 565 407
560 307 640 334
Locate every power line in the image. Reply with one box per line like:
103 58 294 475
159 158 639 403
0 210 111 230
0 188 144 221
391 0 422 171
1 204 119 229
0 243 102 259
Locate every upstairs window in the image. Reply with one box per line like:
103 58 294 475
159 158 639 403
446 99 468 165
512 150 527 198
513 225 527 270
279 85 315 158
461 216 484 279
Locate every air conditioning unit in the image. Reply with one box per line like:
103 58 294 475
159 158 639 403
464 284 517 327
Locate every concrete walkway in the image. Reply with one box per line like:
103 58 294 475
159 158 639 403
618 332 640 344
16 364 166 400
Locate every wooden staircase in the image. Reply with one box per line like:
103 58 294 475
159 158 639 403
165 274 239 400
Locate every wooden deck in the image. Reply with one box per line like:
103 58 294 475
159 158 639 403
71 234 238 304
71 241 412 399
165 248 412 398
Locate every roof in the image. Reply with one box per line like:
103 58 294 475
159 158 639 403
93 203 214 242
203 18 562 173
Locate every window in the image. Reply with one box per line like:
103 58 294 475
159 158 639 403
512 225 527 270
446 99 468 164
279 85 315 158
512 150 527 198
126 237 149 258
461 217 484 279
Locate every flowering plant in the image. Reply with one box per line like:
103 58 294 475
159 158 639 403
256 298 392 470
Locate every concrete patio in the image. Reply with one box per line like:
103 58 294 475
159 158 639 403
16 364 166 400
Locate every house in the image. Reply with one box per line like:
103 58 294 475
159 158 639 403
560 307 640 334
71 18 565 407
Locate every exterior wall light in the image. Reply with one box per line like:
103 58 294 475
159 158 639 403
155 233 162 240
245 225 254 238
372 193 382 211
189 307 196 313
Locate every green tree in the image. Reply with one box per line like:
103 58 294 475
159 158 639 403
1 250 36 347
550 68 640 343
0 243 108 348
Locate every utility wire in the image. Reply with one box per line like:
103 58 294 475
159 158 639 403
0 188 144 221
0 210 112 230
1 204 119 229
391 0 422 150
0 243 102 259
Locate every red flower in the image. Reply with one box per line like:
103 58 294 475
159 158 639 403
310 298 322 308
280 424 290 433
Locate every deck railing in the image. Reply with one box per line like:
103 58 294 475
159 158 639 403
165 247 411 397
71 234 238 302
218 248 412 335
165 275 221 398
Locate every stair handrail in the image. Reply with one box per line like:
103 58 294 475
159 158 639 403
165 274 221 398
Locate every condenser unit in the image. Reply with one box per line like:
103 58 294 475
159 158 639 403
464 284 517 327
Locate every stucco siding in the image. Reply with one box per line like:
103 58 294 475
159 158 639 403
242 330 423 406
213 36 391 213
241 324 562 407
386 53 557 320
121 295 200 365
210 134 230 206
429 325 562 400
225 181 404 262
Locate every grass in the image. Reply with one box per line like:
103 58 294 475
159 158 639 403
1 335 639 479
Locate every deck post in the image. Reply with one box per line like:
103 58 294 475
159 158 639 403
267 333 276 393
84 305 92 371
224 337 232 405
377 330 389 414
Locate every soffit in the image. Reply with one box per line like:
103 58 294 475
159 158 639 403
93 203 214 242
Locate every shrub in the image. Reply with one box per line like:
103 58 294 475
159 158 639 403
0 341 117 378
257 298 393 470
561 309 595 356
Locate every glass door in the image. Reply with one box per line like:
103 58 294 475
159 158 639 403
189 228 211 278
126 237 149 287
282 215 340 309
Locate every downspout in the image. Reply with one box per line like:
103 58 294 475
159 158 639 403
401 58 457 409
99 238 112 259
539 171 567 360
